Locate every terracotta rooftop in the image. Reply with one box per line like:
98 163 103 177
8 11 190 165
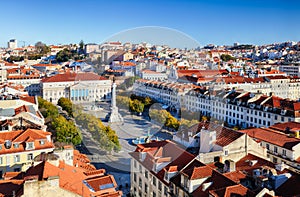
269 121 300 133
209 184 254 197
130 140 195 185
240 128 300 150
24 161 59 181
192 170 237 196
235 154 275 174
0 129 53 155
41 72 108 83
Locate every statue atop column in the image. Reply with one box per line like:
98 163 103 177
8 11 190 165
107 79 123 123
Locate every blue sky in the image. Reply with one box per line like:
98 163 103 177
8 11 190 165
1 0 300 48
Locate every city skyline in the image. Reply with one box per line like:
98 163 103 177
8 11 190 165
1 0 300 48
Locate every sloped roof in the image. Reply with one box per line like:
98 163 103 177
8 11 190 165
41 72 108 83
209 184 254 197
240 128 300 150
130 140 195 185
25 161 59 181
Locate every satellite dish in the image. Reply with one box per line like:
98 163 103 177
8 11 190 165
4 140 12 149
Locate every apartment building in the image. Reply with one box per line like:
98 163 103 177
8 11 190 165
134 79 300 128
173 121 267 164
279 63 300 77
129 140 195 197
0 128 54 176
240 122 300 172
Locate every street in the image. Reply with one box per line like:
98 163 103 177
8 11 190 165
76 102 172 196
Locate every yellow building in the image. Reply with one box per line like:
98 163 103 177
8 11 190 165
0 128 54 177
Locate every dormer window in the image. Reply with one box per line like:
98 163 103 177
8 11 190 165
13 143 19 149
40 140 45 145
26 142 34 150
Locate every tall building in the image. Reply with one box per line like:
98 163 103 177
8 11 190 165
7 39 18 49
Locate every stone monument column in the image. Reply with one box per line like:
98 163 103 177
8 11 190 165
107 81 124 123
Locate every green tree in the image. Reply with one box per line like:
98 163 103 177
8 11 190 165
56 48 72 62
35 41 50 55
220 54 235 62
165 113 180 131
129 99 144 113
38 97 59 119
58 97 73 117
52 115 82 145
116 95 130 109
74 106 121 152
79 40 84 54
149 109 169 125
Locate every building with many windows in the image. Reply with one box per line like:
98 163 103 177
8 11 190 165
41 72 112 103
134 79 300 128
0 128 54 176
240 122 300 173
129 140 195 197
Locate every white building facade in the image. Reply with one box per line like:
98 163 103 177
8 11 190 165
41 72 112 103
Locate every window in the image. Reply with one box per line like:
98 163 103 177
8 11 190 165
133 173 137 182
224 150 229 156
164 186 168 196
145 170 148 179
27 142 34 150
139 178 142 188
27 153 33 161
13 143 19 148
183 176 188 188
139 164 142 173
0 157 2 165
152 176 156 186
266 144 270 150
274 146 278 153
134 160 137 168
40 140 45 145
273 157 278 164
153 192 156 197
283 149 286 156
158 181 162 190
145 183 148 193
14 155 20 162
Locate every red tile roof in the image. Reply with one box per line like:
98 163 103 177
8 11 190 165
85 175 117 192
235 154 276 174
0 129 53 155
183 165 213 180
240 128 300 150
25 161 59 180
269 121 300 133
130 140 195 185
192 170 237 196
184 121 244 147
177 69 228 78
223 171 247 183
32 63 60 67
209 184 253 197
41 72 108 83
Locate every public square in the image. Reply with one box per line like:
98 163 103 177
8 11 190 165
76 102 172 196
